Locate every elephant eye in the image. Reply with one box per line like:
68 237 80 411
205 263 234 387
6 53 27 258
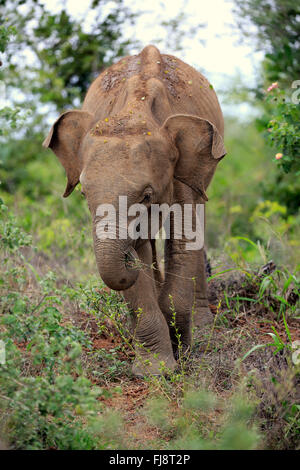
142 194 151 203
140 188 153 205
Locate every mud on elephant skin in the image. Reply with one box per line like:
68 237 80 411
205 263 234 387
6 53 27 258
43 45 226 377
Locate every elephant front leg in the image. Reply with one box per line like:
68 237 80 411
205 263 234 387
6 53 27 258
158 238 195 357
192 200 213 327
193 247 214 327
123 241 176 377
159 245 213 358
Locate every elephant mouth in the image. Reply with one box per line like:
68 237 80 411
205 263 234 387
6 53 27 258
124 245 139 270
124 247 136 269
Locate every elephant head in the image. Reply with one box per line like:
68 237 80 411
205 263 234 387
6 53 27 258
43 109 226 291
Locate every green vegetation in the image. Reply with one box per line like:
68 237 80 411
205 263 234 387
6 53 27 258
0 0 299 450
233 0 300 85
233 0 300 214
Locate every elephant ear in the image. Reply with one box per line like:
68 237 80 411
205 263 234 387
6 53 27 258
161 114 226 201
43 110 94 197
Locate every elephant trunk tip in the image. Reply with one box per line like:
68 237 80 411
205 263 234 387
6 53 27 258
96 242 140 291
101 269 139 291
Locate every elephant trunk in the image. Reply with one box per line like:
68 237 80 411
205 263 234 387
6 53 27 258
93 233 140 291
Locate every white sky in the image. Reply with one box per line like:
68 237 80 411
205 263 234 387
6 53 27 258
1 0 261 117
128 0 262 84
41 0 262 116
43 0 262 84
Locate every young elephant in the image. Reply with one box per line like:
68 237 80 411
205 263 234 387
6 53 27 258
43 45 226 376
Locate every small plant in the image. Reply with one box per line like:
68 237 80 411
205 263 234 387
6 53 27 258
142 388 260 450
0 23 16 53
265 86 300 176
242 313 293 361
0 202 111 449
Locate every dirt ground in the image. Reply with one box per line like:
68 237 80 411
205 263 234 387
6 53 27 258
76 265 299 448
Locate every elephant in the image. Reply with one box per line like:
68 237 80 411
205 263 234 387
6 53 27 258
43 45 226 377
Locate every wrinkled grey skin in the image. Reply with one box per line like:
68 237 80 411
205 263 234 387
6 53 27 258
43 45 226 376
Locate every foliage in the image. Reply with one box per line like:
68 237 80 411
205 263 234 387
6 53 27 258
0 0 137 110
233 0 300 85
0 23 16 53
260 86 300 213
0 199 101 449
260 92 300 215
265 88 300 176
0 22 26 136
233 0 300 214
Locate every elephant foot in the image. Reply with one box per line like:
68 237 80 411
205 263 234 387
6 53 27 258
192 305 214 328
132 351 177 378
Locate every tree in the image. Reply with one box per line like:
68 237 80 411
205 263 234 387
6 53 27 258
233 0 300 85
0 21 23 136
0 0 137 110
0 0 138 194
233 0 300 214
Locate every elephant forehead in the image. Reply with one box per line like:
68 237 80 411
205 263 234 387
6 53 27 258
80 134 173 197
82 133 170 168
81 156 153 191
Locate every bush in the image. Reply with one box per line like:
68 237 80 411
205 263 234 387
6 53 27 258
0 199 102 449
